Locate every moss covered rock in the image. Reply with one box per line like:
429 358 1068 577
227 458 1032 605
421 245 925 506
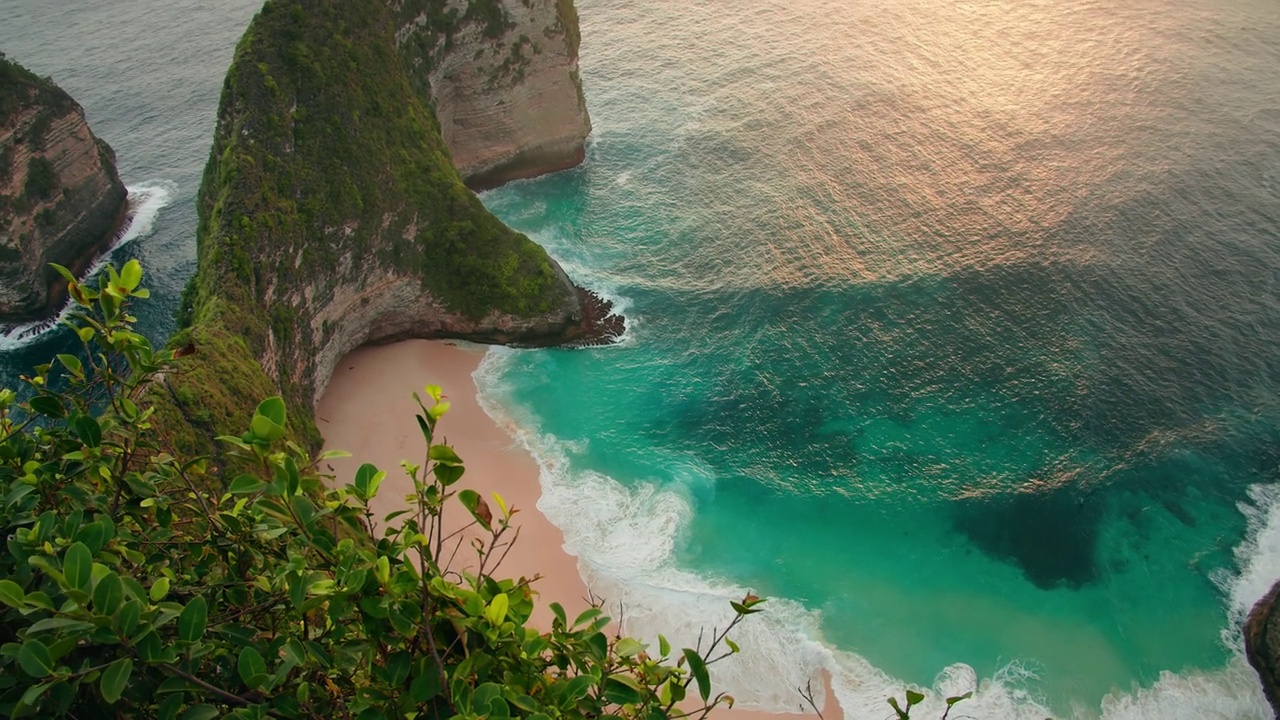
160 0 588 454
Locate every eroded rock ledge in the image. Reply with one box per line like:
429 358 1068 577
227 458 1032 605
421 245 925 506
0 56 128 321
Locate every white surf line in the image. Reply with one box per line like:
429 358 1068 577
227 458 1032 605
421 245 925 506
0 181 176 351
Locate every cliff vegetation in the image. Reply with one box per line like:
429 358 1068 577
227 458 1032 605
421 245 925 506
0 264 757 719
163 0 590 457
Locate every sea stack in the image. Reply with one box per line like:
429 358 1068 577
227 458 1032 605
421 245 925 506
152 0 614 457
0 55 127 321
1246 581 1280 718
395 0 592 189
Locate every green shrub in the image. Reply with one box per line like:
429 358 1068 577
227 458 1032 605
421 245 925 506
0 263 763 718
23 156 57 202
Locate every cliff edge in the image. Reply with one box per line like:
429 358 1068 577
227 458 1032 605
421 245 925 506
155 0 612 455
1246 582 1280 718
395 0 592 189
0 55 128 321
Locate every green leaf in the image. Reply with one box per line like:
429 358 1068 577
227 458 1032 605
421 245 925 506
50 263 76 282
281 638 306 666
18 680 55 709
73 416 102 448
353 463 385 502
683 649 711 702
616 637 646 658
181 705 220 720
411 669 442 702
64 542 93 592
27 617 95 634
227 474 268 494
75 520 109 554
572 607 603 629
658 634 671 657
18 639 54 678
93 572 123 615
457 489 491 529
57 353 84 378
564 675 594 701
433 463 464 486
946 692 973 707
603 675 645 706
158 693 183 720
250 413 286 442
906 689 925 706
28 395 65 418
120 259 143 291
248 395 287 442
0 579 24 608
179 596 207 642
485 593 509 626
149 576 170 602
117 599 141 636
255 396 287 428
238 646 268 689
428 444 462 465
100 657 132 703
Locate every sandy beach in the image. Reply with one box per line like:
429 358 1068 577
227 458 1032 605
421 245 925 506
316 340 838 720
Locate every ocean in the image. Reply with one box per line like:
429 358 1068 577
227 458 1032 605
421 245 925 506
3 0 1280 717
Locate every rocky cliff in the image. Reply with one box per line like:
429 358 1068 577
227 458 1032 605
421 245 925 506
154 0 613 455
0 56 128 321
1247 582 1280 718
394 0 592 189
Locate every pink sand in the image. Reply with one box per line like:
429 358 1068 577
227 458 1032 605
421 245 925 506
316 340 838 720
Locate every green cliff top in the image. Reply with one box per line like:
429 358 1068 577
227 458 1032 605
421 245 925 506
0 54 75 128
161 0 579 456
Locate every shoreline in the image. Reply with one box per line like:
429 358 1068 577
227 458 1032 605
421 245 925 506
315 339 837 720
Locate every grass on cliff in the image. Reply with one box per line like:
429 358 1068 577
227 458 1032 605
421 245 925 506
0 53 75 131
191 0 566 329
171 0 575 453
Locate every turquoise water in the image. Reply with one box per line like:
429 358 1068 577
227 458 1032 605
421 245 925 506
4 0 1280 716
474 0 1280 716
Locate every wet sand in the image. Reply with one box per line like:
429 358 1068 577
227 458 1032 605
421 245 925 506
315 339 837 720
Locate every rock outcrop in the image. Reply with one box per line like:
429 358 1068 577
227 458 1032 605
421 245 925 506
153 0 615 455
1246 581 1280 718
395 0 592 189
0 56 127 321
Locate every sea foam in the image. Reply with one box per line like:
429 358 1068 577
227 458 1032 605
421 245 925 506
475 346 1276 720
0 181 175 350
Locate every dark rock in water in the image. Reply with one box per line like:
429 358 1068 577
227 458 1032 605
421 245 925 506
0 54 128 321
1245 581 1280 718
520 286 625 348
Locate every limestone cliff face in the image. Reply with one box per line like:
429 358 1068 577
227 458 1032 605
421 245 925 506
156 0 600 454
395 0 591 189
0 58 127 320
1246 582 1280 718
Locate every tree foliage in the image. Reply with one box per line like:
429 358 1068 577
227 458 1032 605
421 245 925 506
0 262 763 719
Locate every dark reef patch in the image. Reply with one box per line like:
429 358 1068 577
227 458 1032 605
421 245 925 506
952 484 1104 589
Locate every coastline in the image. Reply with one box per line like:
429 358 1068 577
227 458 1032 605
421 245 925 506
315 339 837 720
